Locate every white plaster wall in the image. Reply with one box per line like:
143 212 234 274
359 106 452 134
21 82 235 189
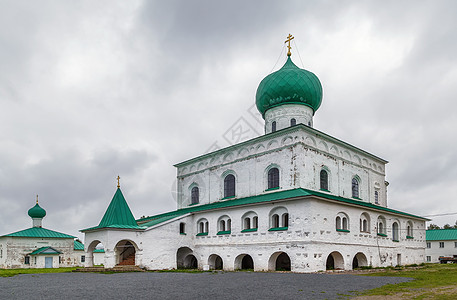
425 240 457 263
264 104 314 134
0 237 81 269
176 125 387 210
85 197 425 272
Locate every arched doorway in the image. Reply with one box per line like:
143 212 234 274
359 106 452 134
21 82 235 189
326 251 344 270
234 254 254 270
352 252 368 269
268 252 291 271
177 247 198 269
208 254 223 270
86 240 104 267
115 240 137 266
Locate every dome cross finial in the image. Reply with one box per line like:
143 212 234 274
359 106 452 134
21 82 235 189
36 194 39 204
117 175 120 188
285 34 294 56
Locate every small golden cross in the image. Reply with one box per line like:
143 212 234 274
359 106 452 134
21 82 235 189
36 194 39 204
285 34 294 56
117 176 120 188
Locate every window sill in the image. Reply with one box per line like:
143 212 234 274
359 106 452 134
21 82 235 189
217 231 231 235
188 202 199 206
336 229 350 233
320 188 330 192
377 233 387 237
180 233 187 235
392 239 399 242
265 187 280 192
241 228 258 233
222 196 235 200
268 227 288 232
196 232 208 236
360 231 370 234
352 197 362 200
406 236 414 239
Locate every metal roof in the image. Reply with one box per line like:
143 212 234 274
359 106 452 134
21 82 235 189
29 246 62 255
80 188 143 232
136 188 427 228
74 240 84 251
426 229 457 241
1 227 76 239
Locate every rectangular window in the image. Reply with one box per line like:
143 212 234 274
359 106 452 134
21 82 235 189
426 242 431 248
81 255 85 263
426 256 431 262
455 242 457 248
25 256 30 264
439 242 444 248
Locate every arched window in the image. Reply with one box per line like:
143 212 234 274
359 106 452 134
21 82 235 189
217 216 231 234
191 186 199 204
377 216 386 235
220 220 226 232
227 219 231 231
406 221 413 238
336 213 349 231
320 169 329 191
282 213 289 228
205 221 209 233
360 212 370 233
374 190 379 204
352 177 359 198
244 218 251 230
272 214 280 228
224 174 235 198
290 118 296 126
272 121 277 132
179 222 186 234
198 219 209 234
268 168 280 189
392 222 399 241
253 216 258 229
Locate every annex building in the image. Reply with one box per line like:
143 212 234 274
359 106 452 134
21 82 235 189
81 36 428 272
0 198 85 269
425 229 457 263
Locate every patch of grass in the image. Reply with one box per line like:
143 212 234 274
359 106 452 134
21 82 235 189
360 263 457 297
0 267 78 277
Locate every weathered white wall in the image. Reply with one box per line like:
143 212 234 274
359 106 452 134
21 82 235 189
176 125 387 210
425 240 457 263
0 237 83 269
264 104 314 133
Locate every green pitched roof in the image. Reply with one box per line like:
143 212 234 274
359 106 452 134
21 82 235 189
74 240 84 251
29 246 62 255
426 229 457 241
80 188 143 232
2 227 76 239
137 188 427 227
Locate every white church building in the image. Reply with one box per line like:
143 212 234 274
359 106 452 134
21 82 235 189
81 37 428 272
0 198 85 269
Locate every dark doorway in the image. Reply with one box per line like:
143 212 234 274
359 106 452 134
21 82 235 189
276 253 291 271
241 255 254 269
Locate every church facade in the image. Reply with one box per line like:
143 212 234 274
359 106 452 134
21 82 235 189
82 38 427 272
0 199 85 269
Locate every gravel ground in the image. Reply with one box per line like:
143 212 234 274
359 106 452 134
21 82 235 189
0 271 410 299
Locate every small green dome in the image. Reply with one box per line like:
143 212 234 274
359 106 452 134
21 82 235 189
256 56 323 116
28 203 46 219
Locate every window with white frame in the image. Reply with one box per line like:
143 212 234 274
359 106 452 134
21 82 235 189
455 242 457 248
439 242 444 248
359 212 370 233
426 242 431 248
269 207 288 229
377 216 386 235
406 221 413 237
392 222 399 241
352 177 360 198
267 167 280 190
197 218 209 234
224 174 236 198
336 212 349 231
320 169 329 191
191 186 199 204
217 215 231 234
241 211 258 231
426 256 431 262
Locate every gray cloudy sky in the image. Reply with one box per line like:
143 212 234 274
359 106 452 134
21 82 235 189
1 0 457 241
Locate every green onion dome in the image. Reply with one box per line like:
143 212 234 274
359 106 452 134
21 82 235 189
256 56 323 117
28 203 46 218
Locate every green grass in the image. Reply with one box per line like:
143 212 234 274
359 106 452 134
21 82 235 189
0 267 78 277
359 263 457 298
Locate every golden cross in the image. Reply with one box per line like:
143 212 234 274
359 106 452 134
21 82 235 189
36 194 39 204
285 34 294 56
117 175 120 188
